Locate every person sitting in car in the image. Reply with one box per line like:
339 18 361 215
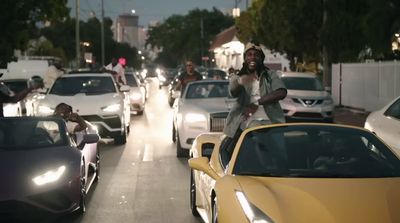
53 103 87 143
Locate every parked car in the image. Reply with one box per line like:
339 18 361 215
364 95 400 153
125 72 146 115
167 74 180 107
189 123 400 223
172 80 232 157
0 116 100 216
158 68 178 89
278 71 334 122
2 78 29 116
33 72 131 144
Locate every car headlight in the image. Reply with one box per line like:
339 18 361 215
101 104 121 112
32 165 66 186
158 74 166 82
236 191 275 223
185 113 207 123
38 105 54 115
323 98 333 105
130 92 142 101
184 113 207 129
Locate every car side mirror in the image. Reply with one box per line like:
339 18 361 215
119 85 130 92
188 157 220 180
77 133 99 149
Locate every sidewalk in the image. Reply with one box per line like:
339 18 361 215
333 106 369 127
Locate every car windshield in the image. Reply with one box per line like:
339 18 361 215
384 97 400 119
0 118 68 150
185 82 229 99
3 80 27 93
282 77 324 91
125 74 138 87
233 125 400 178
50 76 117 95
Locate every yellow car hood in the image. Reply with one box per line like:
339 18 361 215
236 176 400 223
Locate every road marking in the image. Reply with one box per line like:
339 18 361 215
143 144 154 162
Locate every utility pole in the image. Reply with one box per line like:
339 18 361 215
200 17 204 66
322 0 331 90
75 0 80 69
101 0 105 66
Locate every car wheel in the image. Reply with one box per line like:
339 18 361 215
176 134 188 158
94 149 100 182
190 170 199 216
78 165 86 214
212 197 218 223
114 128 127 145
172 124 176 143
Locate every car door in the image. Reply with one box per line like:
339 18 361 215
377 98 400 151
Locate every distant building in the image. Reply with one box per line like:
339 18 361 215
209 26 290 71
115 14 139 48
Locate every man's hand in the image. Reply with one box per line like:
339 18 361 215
242 103 258 120
238 74 254 86
68 113 80 122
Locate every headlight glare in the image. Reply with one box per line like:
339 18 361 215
235 191 274 223
32 165 66 186
130 92 142 101
101 104 121 112
185 113 207 123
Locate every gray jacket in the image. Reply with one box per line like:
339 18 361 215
223 69 286 137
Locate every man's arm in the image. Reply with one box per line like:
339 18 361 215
258 88 287 105
6 87 34 103
229 74 243 97
69 113 88 132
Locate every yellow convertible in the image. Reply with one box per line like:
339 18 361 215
189 123 400 223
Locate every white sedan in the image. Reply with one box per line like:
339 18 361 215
364 95 400 153
172 80 233 157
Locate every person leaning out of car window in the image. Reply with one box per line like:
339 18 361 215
221 41 287 163
53 103 87 142
175 60 203 93
0 75 44 117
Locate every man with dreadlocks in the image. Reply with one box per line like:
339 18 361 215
220 41 288 165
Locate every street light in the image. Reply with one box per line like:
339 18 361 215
131 9 136 14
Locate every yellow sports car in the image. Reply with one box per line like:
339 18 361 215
189 123 400 223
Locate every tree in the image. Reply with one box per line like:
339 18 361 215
146 8 234 67
0 0 69 66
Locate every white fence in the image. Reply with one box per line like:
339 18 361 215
332 61 400 112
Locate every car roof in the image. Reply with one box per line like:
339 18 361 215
279 71 317 78
64 72 113 78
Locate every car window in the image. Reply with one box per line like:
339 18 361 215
50 76 117 95
126 74 139 87
3 80 27 93
233 125 400 178
384 98 400 119
185 82 229 99
282 77 324 91
0 118 68 150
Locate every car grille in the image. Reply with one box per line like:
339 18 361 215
293 112 323 118
81 115 121 128
293 98 323 107
210 112 228 132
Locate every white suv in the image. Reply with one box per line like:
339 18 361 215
34 72 131 144
278 71 334 122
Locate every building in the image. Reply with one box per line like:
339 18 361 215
115 14 139 48
209 26 290 71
